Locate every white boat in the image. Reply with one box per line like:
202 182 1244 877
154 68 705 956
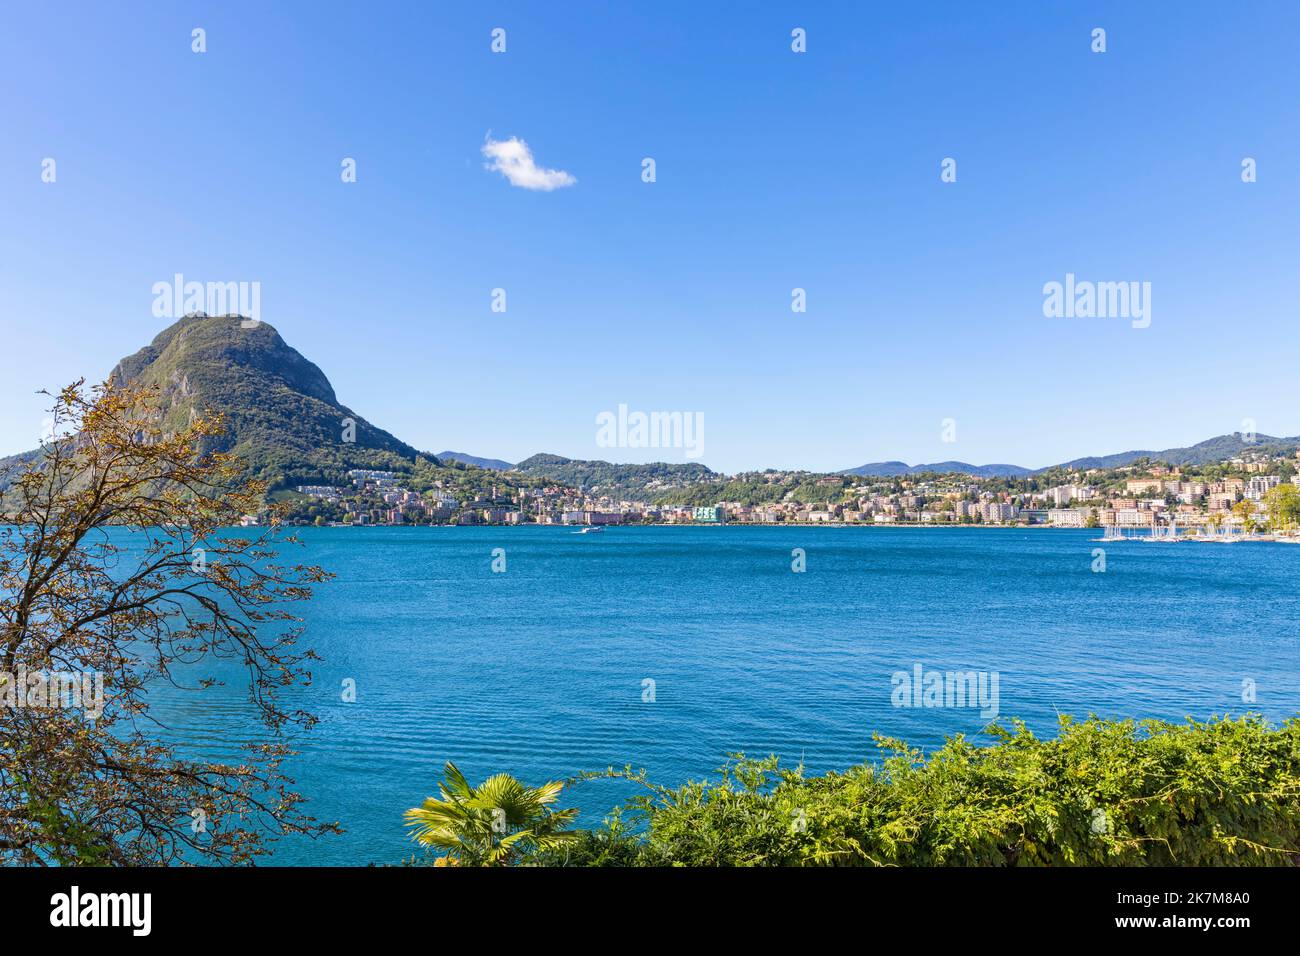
574 525 604 534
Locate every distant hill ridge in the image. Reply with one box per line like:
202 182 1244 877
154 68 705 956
512 453 715 497
839 433 1300 477
1052 433 1300 471
840 461 1033 478
437 451 513 471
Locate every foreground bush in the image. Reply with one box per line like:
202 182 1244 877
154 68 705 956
527 715 1300 866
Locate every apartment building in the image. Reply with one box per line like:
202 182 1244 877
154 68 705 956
1245 475 1281 501
1047 508 1087 527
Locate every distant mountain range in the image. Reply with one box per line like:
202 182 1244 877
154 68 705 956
840 433 1300 478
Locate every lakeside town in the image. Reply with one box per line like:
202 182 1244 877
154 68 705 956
273 447 1300 538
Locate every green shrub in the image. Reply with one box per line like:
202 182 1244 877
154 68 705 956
533 715 1300 866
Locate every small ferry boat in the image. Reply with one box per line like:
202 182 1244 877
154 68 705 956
574 526 604 534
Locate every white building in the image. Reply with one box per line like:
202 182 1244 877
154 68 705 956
1048 485 1095 507
1116 508 1154 527
1246 476 1281 501
981 502 1017 522
1047 508 1087 527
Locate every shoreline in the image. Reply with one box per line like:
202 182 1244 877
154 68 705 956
291 521 1296 540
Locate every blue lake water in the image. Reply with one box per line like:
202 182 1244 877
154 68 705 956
145 525 1300 864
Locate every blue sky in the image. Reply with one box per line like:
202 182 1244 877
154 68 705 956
2 1 1298 472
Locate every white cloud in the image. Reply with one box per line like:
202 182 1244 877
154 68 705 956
481 135 576 191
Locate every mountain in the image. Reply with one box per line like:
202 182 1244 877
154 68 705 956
842 461 1034 478
839 460 912 477
437 451 513 471
0 448 43 491
514 453 717 500
5 314 440 491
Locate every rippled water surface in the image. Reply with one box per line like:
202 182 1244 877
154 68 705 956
144 525 1300 864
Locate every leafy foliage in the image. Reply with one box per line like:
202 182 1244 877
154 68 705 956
530 716 1300 866
1264 483 1300 531
0 378 338 864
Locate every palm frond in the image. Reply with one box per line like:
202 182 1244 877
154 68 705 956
404 764 577 865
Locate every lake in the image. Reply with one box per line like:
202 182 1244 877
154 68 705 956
146 525 1300 864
